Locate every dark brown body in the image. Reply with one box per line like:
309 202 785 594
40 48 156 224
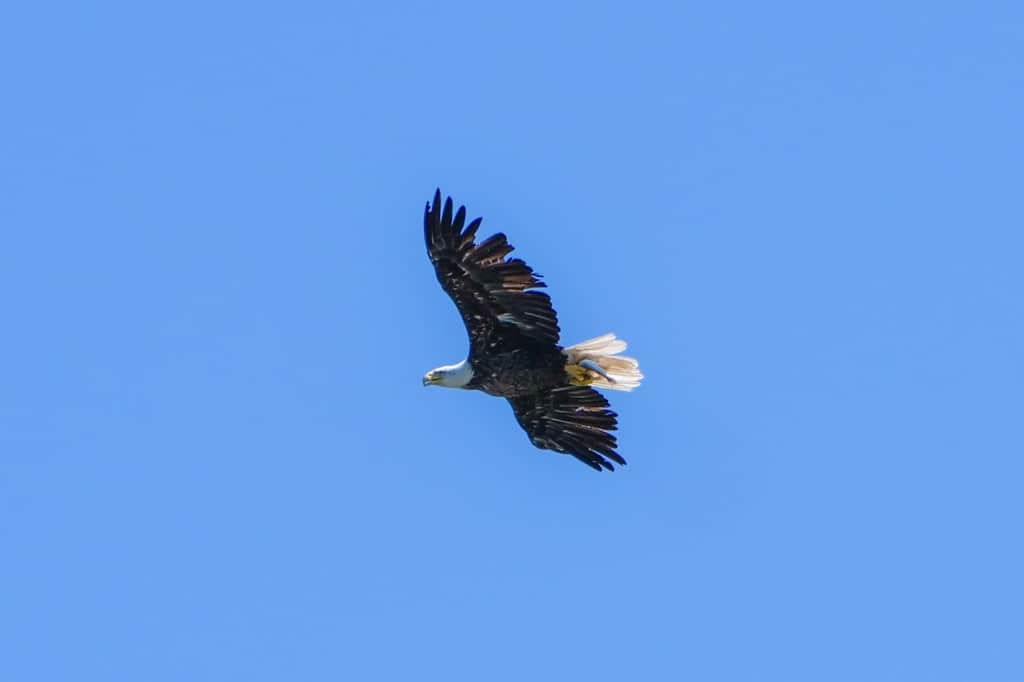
466 340 567 397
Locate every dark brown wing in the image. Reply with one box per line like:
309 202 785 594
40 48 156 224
508 386 626 472
424 189 560 352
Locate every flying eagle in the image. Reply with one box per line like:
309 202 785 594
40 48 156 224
422 190 643 471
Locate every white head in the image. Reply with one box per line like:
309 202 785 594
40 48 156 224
422 358 474 389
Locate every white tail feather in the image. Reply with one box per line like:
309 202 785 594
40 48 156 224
564 333 643 392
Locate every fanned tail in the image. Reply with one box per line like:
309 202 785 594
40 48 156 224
563 333 643 392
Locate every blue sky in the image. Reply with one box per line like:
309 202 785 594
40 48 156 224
2 1 1022 680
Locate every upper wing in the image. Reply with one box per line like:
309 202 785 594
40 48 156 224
424 189 560 351
508 386 626 472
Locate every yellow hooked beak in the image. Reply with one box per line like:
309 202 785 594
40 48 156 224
423 371 440 386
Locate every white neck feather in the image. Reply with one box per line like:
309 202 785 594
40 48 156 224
436 359 474 388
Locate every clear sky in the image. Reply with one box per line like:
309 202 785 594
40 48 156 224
2 2 1022 680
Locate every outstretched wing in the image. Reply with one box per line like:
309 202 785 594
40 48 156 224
424 189 560 351
508 386 626 472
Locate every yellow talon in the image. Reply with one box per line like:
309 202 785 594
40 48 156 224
565 363 592 386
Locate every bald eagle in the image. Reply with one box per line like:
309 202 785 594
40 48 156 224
422 190 643 471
